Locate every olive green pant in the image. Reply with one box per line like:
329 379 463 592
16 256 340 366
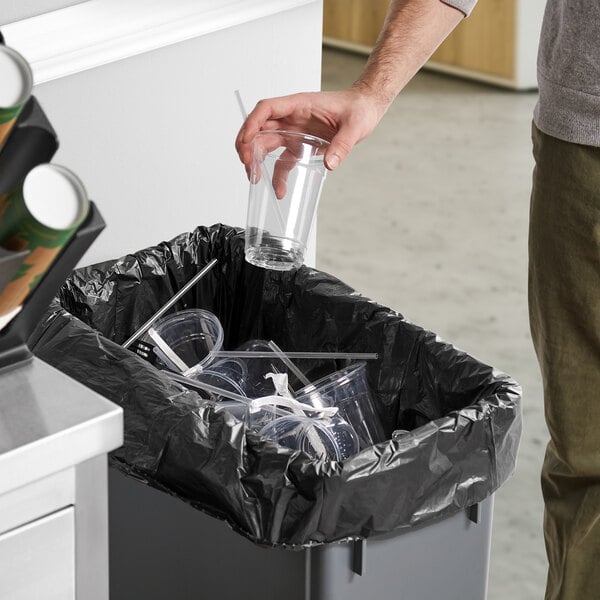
529 124 600 600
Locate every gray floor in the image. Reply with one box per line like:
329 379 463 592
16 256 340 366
318 48 548 600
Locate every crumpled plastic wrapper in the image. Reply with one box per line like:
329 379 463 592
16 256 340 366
30 224 522 548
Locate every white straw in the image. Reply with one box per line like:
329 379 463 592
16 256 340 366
148 328 189 372
210 350 378 360
234 89 248 120
267 340 312 387
165 371 249 403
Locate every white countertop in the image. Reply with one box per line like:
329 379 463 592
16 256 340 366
0 357 123 495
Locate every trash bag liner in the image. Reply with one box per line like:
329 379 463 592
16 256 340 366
31 224 521 547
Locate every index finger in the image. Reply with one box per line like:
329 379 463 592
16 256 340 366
240 94 309 144
235 97 288 159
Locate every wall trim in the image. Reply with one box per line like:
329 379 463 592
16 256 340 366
424 61 521 91
323 36 536 91
3 0 318 84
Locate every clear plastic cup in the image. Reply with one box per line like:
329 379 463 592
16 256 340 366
246 402 287 433
259 414 359 461
295 362 385 450
213 400 249 423
208 358 248 388
147 309 223 372
230 339 290 397
187 369 247 400
245 130 330 271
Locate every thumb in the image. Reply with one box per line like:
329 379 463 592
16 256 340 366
324 128 359 171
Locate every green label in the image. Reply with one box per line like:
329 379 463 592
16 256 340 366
28 272 43 291
0 104 22 124
12 262 32 280
0 185 81 311
0 187 77 252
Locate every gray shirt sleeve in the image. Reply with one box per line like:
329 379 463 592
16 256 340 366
439 0 479 17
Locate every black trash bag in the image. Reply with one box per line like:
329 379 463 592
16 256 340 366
30 224 521 548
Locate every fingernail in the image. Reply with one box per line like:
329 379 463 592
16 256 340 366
326 154 340 170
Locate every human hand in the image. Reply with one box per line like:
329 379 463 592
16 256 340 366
235 87 388 179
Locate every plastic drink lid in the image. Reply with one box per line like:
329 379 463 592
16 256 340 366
0 46 32 108
23 164 89 231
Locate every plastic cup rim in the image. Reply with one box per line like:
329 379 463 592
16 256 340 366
152 308 224 369
189 368 247 398
295 361 367 399
153 308 221 330
255 129 330 149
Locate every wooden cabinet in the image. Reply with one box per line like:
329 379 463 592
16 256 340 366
430 0 516 81
323 0 546 89
323 0 390 48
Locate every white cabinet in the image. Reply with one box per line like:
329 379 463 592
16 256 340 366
0 508 75 600
0 358 123 600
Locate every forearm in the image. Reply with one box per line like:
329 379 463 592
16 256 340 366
353 0 468 111
236 0 477 170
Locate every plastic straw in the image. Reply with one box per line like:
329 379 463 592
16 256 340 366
267 340 312 387
234 89 249 121
166 371 338 419
210 350 378 360
148 328 189 372
122 258 218 349
165 371 249 403
249 395 338 417
234 89 287 232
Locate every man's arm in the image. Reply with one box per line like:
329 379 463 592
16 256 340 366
353 0 468 117
236 0 476 171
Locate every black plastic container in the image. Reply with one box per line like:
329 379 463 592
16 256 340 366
0 202 105 369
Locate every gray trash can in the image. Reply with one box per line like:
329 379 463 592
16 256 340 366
109 468 494 600
31 224 521 600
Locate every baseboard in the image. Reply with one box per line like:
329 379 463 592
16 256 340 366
322 37 538 91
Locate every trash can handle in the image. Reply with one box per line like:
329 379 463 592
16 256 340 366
352 539 367 576
468 503 480 524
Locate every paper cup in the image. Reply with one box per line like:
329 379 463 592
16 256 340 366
0 46 33 152
0 164 89 316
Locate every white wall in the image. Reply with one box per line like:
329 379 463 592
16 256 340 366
4 0 323 264
515 0 546 88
